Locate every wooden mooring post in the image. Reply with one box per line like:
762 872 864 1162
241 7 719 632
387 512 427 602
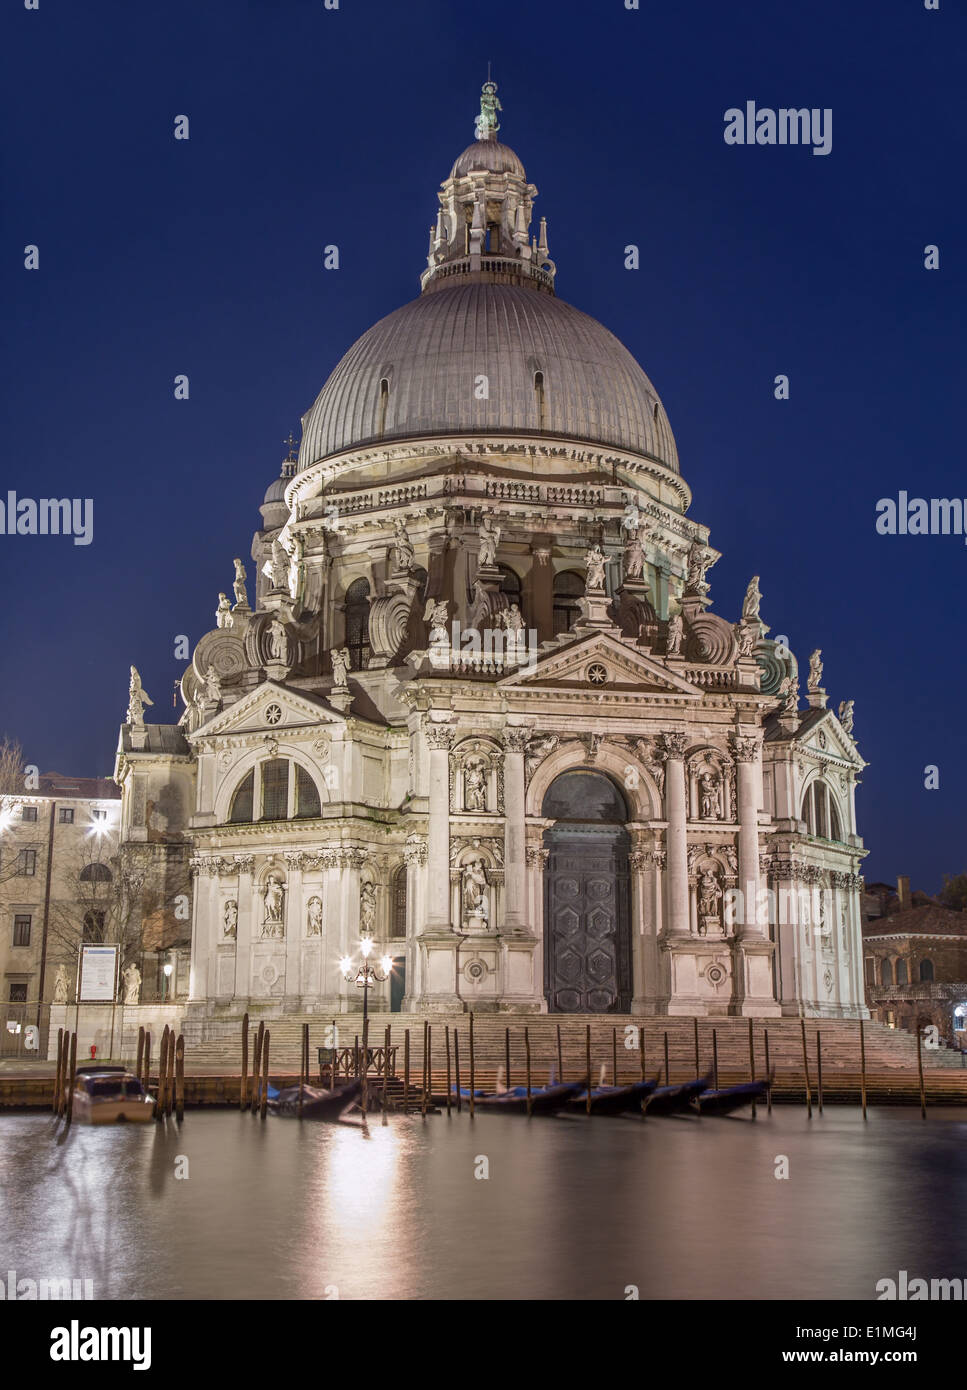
764 1028 772 1113
585 1024 592 1114
421 1022 430 1118
165 1028 175 1117
154 1026 169 1120
468 1013 476 1118
403 1029 410 1112
251 1022 264 1114
525 1027 532 1116
53 1028 63 1113
135 1026 144 1101
240 1013 249 1111
916 1022 927 1120
799 1015 812 1118
612 1027 618 1086
260 1031 270 1118
712 1028 719 1091
859 1018 867 1119
816 1031 824 1115
748 1019 757 1119
556 1023 563 1084
175 1035 185 1123
383 1024 391 1114
65 1031 77 1126
639 1022 646 1081
453 1029 461 1113
444 1026 452 1115
505 1026 512 1089
693 1017 700 1074
142 1031 151 1101
663 1031 670 1085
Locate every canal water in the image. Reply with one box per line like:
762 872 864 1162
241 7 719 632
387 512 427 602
2 1107 965 1300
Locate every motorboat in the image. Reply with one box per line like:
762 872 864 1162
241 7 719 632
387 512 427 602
70 1066 154 1124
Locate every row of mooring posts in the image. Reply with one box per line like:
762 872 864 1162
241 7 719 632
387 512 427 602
135 1025 184 1121
52 1027 77 1123
226 1012 930 1121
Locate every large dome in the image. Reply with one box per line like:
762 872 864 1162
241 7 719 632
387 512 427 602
298 282 679 471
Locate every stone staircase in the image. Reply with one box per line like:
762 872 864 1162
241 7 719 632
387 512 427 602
171 1013 967 1103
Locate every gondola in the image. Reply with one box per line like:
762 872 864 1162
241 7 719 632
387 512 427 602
641 1074 711 1117
564 1078 659 1116
472 1077 588 1116
267 1079 361 1121
693 1079 769 1116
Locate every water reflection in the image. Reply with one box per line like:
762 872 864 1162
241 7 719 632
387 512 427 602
1 1108 966 1300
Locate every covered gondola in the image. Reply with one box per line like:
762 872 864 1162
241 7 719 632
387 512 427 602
693 1080 769 1116
564 1078 659 1116
267 1080 361 1121
642 1075 711 1117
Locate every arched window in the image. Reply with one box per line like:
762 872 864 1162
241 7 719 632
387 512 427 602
83 910 105 943
80 863 112 883
802 780 845 842
227 761 322 824
344 578 371 671
392 863 407 937
553 570 584 636
896 958 909 986
377 378 389 439
229 769 254 823
919 958 935 982
295 765 320 819
534 370 546 429
880 958 893 987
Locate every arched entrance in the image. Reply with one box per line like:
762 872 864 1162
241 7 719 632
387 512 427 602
542 770 631 1013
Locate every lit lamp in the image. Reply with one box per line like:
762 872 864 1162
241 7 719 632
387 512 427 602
162 960 173 1001
339 935 392 1113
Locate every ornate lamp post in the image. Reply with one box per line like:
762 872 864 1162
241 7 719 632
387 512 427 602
339 935 392 1114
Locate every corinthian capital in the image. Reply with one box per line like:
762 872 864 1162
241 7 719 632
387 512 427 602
501 727 530 753
424 721 455 750
730 734 760 764
658 732 688 762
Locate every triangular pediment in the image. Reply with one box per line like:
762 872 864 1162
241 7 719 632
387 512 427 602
794 707 864 767
497 631 703 697
191 681 347 742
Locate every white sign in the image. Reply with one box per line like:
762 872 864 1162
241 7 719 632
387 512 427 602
78 945 118 1002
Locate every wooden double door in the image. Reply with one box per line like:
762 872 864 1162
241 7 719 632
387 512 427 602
543 823 632 1014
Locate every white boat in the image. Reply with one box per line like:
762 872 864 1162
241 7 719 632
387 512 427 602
71 1066 155 1124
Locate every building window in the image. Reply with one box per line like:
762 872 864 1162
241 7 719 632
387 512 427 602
19 849 37 876
295 764 321 819
919 958 934 983
13 915 31 947
22 805 38 823
865 956 875 986
59 808 74 824
91 808 107 821
229 769 255 823
261 760 289 821
880 958 893 987
552 570 584 635
344 578 372 671
802 780 843 842
895 958 909 985
83 911 106 943
955 1008 966 1032
80 862 112 883
534 370 546 430
486 223 500 253
8 982 27 1004
392 864 407 937
377 378 389 439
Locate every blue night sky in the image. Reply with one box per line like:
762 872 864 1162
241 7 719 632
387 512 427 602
0 0 963 892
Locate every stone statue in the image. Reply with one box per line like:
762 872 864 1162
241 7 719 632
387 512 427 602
734 623 756 657
232 558 248 608
268 618 288 662
464 757 487 812
585 544 606 592
426 599 449 643
53 964 70 1004
223 900 237 939
666 614 683 656
808 649 823 693
478 515 500 568
262 874 285 933
306 896 323 937
263 540 288 590
462 857 489 922
742 575 761 622
778 676 799 712
700 772 722 819
685 540 711 594
127 666 154 727
838 699 855 736
288 533 304 600
121 962 142 1005
331 647 351 688
699 869 722 923
475 80 502 141
393 518 414 572
360 882 377 937
525 733 558 778
204 664 221 703
624 529 645 580
502 603 525 633
216 593 233 629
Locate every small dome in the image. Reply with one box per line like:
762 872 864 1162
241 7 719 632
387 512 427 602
449 139 525 180
263 475 287 505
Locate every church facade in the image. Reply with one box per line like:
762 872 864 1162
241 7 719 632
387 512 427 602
114 84 868 1022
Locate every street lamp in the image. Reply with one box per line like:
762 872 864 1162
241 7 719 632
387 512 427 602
339 936 392 1113
162 960 173 1002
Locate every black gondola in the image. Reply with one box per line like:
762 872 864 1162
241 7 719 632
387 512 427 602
693 1079 769 1116
472 1077 588 1116
267 1080 361 1121
642 1074 711 1116
564 1078 659 1116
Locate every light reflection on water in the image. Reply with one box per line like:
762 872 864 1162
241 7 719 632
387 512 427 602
2 1107 966 1300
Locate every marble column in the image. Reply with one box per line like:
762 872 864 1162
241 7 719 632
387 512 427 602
187 858 206 1002
233 854 255 1002
502 728 529 933
660 733 689 936
283 851 304 1007
731 734 764 937
424 723 454 929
